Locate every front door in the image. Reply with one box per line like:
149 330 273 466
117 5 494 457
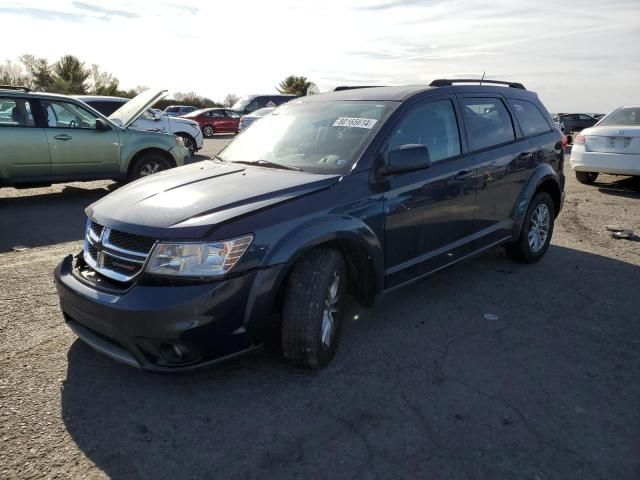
382 96 478 289
0 96 51 180
42 100 120 177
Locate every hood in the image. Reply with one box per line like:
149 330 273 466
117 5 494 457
109 90 167 128
87 161 340 239
168 116 200 128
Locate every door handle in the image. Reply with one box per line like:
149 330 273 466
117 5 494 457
53 134 72 141
454 170 473 179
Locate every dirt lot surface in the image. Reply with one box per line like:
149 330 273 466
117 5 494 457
1 139 639 479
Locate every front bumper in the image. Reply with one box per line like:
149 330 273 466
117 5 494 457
570 146 640 176
194 129 204 150
54 254 268 371
169 145 190 167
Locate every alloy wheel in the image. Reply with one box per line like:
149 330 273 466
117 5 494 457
528 204 550 253
139 162 161 177
321 271 341 347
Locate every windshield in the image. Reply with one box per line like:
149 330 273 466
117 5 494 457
231 96 252 112
218 100 394 174
598 107 640 126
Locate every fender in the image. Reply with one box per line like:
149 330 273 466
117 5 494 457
242 213 385 341
511 163 561 237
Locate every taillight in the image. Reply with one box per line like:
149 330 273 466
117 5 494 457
574 134 585 145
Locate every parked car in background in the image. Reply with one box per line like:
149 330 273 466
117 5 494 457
554 113 599 133
54 79 564 371
570 106 640 184
180 108 241 137
76 95 203 155
0 87 189 188
238 107 275 131
164 105 197 117
231 94 297 115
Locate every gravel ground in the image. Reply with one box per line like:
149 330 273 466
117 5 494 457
1 139 639 479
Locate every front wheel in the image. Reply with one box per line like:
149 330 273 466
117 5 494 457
177 133 196 156
575 171 598 184
505 192 555 263
128 153 171 181
281 248 347 369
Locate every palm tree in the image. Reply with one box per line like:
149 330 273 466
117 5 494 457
277 75 312 96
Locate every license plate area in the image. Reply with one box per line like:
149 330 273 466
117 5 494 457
608 136 631 148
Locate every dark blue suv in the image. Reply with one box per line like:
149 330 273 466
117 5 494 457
54 79 565 370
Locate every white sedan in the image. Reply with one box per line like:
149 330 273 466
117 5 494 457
570 106 640 184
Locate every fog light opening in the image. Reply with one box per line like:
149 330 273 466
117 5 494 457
159 342 191 364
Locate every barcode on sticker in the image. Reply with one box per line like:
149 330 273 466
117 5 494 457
332 117 378 129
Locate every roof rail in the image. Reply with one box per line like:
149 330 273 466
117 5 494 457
333 86 385 91
429 79 526 90
0 85 31 92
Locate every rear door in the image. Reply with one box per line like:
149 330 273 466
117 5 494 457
458 95 534 247
0 96 51 180
42 99 120 176
382 96 478 288
224 109 241 131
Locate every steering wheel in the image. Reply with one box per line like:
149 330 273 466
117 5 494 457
69 119 77 128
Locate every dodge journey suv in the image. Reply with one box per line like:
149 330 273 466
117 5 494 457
55 80 565 371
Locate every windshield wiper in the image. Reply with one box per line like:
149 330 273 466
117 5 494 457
228 160 301 171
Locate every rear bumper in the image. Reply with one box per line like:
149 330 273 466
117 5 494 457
570 147 640 176
54 254 276 371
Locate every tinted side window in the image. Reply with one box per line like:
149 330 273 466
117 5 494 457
462 98 515 151
389 99 461 163
508 99 551 136
208 110 224 117
578 114 592 120
0 98 35 127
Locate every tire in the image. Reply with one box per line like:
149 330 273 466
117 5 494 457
575 171 598 184
177 133 196 155
566 134 573 145
505 192 555 263
281 248 347 369
202 125 215 138
128 153 171 181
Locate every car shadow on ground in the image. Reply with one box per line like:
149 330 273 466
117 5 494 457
596 176 640 199
0 184 112 252
60 245 640 479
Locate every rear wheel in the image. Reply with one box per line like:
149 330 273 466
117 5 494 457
575 171 598 184
128 153 171 181
281 248 347 369
506 192 555 263
202 125 215 137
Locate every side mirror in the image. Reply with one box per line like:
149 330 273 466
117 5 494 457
382 144 431 175
95 118 111 131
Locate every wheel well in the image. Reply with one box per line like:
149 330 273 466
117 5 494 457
535 178 561 217
127 148 175 178
290 240 378 308
175 131 195 142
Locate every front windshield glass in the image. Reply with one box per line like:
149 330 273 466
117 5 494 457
218 100 394 174
231 96 252 112
598 107 640 126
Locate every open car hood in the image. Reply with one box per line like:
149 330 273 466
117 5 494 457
109 90 167 128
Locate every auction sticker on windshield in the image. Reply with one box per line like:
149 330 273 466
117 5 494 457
332 117 378 129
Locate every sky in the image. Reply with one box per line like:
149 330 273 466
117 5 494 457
2 0 639 112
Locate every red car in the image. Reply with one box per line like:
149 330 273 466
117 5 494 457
180 108 241 137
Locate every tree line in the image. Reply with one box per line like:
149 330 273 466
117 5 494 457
0 54 317 109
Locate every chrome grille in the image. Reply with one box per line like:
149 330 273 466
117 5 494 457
83 219 155 282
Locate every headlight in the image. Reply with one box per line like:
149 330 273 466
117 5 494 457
175 136 185 147
146 235 253 277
